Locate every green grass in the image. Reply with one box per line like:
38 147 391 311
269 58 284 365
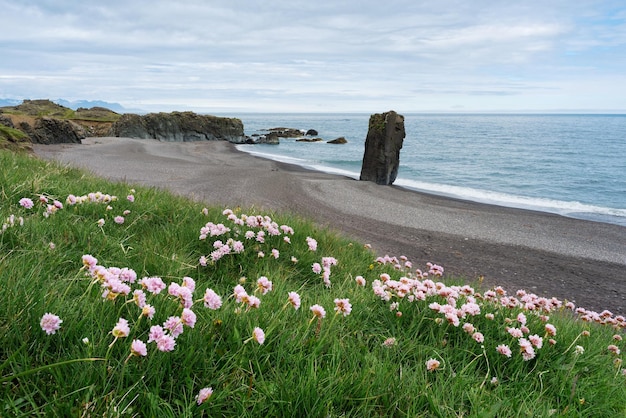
1 149 625 417
0 125 32 152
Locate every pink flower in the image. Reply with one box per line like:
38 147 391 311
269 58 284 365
40 313 62 335
82 254 98 269
203 288 223 310
196 387 213 405
112 318 130 338
496 344 512 357
127 194 135 202
133 289 146 308
545 324 557 336
256 276 273 295
252 327 265 344
306 236 317 251
529 334 543 349
247 295 261 309
507 327 524 338
114 216 125 224
142 304 156 319
334 298 352 316
608 344 621 355
148 325 165 343
382 337 397 347
462 323 475 334
181 308 197 328
163 316 184 338
425 358 441 371
139 276 166 294
156 334 176 352
130 339 147 356
97 218 105 227
472 332 485 343
287 291 301 310
355 276 366 286
271 249 279 259
199 256 207 266
310 304 326 319
19 197 34 209
312 263 322 274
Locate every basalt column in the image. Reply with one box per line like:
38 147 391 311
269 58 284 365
359 111 405 185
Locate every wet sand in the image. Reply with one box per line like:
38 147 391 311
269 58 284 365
34 137 626 315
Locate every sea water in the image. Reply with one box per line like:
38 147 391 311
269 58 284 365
230 113 626 227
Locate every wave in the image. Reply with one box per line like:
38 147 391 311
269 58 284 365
236 145 626 227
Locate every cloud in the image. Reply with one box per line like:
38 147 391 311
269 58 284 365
1 0 625 112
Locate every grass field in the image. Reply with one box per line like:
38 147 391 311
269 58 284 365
1 149 624 417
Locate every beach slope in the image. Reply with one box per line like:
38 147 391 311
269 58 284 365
34 137 626 315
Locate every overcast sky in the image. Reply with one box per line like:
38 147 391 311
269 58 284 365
1 1 625 113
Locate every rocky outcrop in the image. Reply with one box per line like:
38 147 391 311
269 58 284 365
327 137 347 144
18 117 86 144
359 111 405 185
305 129 318 136
265 127 304 138
296 137 323 142
109 112 245 143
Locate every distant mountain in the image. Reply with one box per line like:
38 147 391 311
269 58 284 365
0 99 22 107
54 99 128 113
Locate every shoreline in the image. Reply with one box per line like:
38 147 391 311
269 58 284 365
33 137 626 315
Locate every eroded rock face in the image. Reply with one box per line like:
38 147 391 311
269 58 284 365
359 111 405 185
19 117 86 144
109 112 245 143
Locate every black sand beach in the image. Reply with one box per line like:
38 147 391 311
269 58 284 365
34 137 626 315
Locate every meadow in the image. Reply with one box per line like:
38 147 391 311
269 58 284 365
1 148 625 417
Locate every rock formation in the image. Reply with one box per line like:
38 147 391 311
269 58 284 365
327 137 347 144
17 117 86 144
109 112 245 143
359 111 405 185
305 129 318 136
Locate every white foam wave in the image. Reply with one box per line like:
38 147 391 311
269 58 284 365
236 145 626 225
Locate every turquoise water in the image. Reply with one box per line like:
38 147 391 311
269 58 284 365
230 113 626 226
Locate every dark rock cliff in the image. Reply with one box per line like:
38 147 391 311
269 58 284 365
359 111 405 185
109 112 245 143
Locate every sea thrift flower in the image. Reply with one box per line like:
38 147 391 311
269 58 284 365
355 276 366 286
127 194 135 202
287 291 301 310
181 308 197 328
97 218 105 227
130 339 147 357
40 313 62 335
426 358 441 371
252 327 265 344
334 298 352 316
462 323 475 334
148 325 165 343
112 318 130 338
163 316 184 338
306 236 317 251
271 249 279 259
156 335 176 352
574 345 585 355
519 338 536 361
608 345 621 355
19 197 34 209
507 327 524 338
382 337 397 347
139 276 166 294
133 289 147 308
310 304 326 319
247 295 261 309
199 256 207 266
472 332 485 343
312 263 322 274
545 324 557 336
529 334 543 349
496 344 512 358
203 288 223 310
256 276 273 295
114 216 125 224
196 387 213 405
141 304 156 319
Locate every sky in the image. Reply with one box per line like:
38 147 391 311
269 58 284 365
1 0 626 113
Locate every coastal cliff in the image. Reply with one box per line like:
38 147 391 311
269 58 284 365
0 100 246 150
109 112 245 143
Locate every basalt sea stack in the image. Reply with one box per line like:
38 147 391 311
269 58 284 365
359 111 405 185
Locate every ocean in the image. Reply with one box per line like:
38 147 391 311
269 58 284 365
230 113 626 227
